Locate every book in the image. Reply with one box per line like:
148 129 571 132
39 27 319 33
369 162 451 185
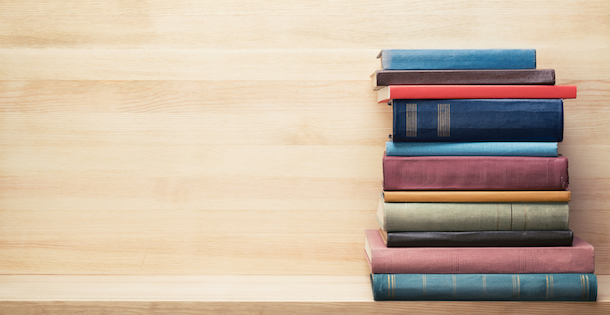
364 229 594 274
380 229 574 247
390 99 563 142
382 190 571 203
383 154 569 191
372 69 555 90
377 49 536 70
377 85 577 103
386 141 558 156
370 273 597 301
376 199 570 232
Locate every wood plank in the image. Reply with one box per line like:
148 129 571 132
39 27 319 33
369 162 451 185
0 275 607 302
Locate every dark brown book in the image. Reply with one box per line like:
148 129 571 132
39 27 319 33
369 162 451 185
371 69 555 90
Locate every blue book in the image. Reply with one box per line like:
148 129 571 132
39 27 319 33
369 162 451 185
385 141 558 156
392 99 563 142
378 49 536 70
371 274 597 301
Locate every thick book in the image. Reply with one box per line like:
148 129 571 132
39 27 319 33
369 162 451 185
370 273 597 301
390 99 563 142
377 85 577 103
377 49 536 70
380 229 574 247
383 154 569 191
364 229 595 274
376 199 570 232
382 190 571 203
372 69 555 90
386 141 558 156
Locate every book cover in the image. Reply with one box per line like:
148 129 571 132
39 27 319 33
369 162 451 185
380 229 574 247
372 69 555 90
376 199 570 232
377 49 536 70
364 230 594 274
386 141 558 156
378 85 576 103
390 99 563 142
383 154 569 191
382 190 571 203
370 273 596 301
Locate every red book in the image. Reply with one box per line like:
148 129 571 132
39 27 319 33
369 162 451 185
377 85 577 103
364 229 595 274
383 154 569 191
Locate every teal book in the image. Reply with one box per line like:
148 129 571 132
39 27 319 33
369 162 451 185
378 49 536 70
371 273 597 301
385 141 558 156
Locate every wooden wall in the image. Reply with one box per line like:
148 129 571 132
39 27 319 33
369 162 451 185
1 0 609 280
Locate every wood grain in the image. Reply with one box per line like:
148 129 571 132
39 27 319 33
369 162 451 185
1 0 610 312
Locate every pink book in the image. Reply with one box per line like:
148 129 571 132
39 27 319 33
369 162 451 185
383 154 569 191
364 229 595 274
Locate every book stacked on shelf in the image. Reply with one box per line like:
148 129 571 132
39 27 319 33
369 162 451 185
365 49 597 301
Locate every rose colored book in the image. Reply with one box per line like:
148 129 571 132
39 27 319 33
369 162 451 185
382 190 571 202
364 229 595 274
377 85 577 103
383 154 569 191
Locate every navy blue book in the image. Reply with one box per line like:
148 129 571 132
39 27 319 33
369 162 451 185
378 49 536 70
371 273 597 301
392 99 563 142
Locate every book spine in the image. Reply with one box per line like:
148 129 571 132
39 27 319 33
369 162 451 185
385 141 558 156
391 99 563 142
371 274 597 301
385 231 574 247
378 85 577 103
380 202 570 232
383 155 569 190
365 230 594 274
373 69 555 88
379 49 536 70
382 191 572 203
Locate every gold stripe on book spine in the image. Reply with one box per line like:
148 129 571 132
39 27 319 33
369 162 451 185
546 275 550 300
581 275 586 300
405 103 417 137
437 103 450 137
452 275 457 299
422 275 427 299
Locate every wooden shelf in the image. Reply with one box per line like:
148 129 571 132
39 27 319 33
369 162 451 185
0 275 609 313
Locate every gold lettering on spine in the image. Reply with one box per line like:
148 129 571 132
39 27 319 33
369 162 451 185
422 275 427 299
437 103 450 137
585 275 591 301
392 275 396 300
512 276 516 299
517 275 521 300
405 103 417 137
387 275 391 300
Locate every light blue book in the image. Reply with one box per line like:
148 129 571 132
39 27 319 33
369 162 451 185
385 141 558 156
378 49 536 70
371 274 597 301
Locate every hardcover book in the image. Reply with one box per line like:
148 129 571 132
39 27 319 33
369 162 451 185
370 273 597 301
372 69 555 90
364 229 594 274
382 190 571 203
380 229 574 247
377 199 570 232
383 154 569 191
386 141 558 156
377 85 577 103
377 49 536 70
390 99 563 142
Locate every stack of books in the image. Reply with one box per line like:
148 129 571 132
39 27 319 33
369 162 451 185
365 49 597 301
